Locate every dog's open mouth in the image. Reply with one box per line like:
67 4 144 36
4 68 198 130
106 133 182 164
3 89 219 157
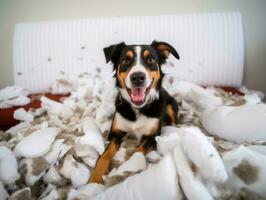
126 80 153 106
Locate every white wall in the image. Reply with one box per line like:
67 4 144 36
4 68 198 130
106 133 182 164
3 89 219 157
0 0 266 92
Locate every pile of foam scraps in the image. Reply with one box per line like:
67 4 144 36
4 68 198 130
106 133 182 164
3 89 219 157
0 86 30 109
1 69 266 200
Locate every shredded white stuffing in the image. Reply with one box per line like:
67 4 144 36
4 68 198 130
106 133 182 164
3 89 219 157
0 70 265 199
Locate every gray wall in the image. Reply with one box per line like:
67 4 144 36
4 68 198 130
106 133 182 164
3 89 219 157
0 0 265 92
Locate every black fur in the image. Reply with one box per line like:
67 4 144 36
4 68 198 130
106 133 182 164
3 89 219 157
89 41 179 183
105 41 179 148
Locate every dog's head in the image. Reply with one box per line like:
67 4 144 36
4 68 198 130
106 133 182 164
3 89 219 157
104 41 179 108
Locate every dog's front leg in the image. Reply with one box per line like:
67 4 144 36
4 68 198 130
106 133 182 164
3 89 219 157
136 134 158 154
89 128 125 183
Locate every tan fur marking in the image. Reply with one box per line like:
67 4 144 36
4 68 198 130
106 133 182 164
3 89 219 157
117 70 128 88
126 50 134 58
136 121 159 154
147 120 159 135
157 44 170 57
143 50 150 58
147 67 160 88
136 145 146 153
111 114 120 132
166 104 177 125
89 139 119 183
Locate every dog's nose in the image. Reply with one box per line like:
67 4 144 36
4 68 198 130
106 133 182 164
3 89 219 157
130 72 146 86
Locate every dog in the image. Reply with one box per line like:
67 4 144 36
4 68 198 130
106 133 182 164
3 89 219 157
89 41 179 183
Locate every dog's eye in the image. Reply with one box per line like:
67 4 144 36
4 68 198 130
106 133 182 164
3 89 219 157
122 59 130 65
147 57 155 64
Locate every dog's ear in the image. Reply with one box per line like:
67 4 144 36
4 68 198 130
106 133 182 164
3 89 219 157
103 42 126 64
151 41 179 62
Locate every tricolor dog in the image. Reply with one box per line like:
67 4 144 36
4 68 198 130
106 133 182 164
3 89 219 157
89 41 179 183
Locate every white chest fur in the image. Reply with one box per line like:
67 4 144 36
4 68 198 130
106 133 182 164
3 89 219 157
115 112 159 140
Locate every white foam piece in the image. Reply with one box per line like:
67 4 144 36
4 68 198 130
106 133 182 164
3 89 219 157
44 139 71 165
60 155 90 188
2 96 30 108
0 146 19 186
0 182 9 199
157 126 227 184
0 86 29 101
41 96 74 120
43 165 62 185
5 122 31 136
94 154 178 200
180 127 227 183
223 146 266 197
14 127 61 158
201 104 266 143
10 187 31 200
173 146 213 200
116 152 146 176
13 108 34 122
243 94 261 105
67 183 105 200
19 158 49 186
76 118 105 155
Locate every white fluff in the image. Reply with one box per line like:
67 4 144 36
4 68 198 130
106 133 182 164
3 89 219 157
19 158 49 186
76 118 105 155
41 96 74 120
116 152 146 176
0 146 19 185
0 182 9 199
0 86 29 101
223 145 266 197
3 95 31 108
0 86 30 109
32 107 46 117
201 104 266 143
38 184 58 200
172 146 213 200
39 189 59 200
13 108 34 122
146 151 161 163
43 165 62 184
187 87 223 111
74 145 99 168
14 127 61 158
67 183 105 200
164 79 223 111
243 94 261 105
10 187 31 200
247 145 266 156
5 122 30 136
49 71 74 94
60 155 90 188
44 139 71 165
158 126 227 180
94 154 178 200
180 127 228 183
156 126 181 155
239 86 265 100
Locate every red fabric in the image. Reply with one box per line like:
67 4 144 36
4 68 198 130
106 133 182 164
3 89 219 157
0 93 69 129
220 87 244 95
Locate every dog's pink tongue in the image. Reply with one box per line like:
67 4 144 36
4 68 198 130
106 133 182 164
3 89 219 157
131 87 146 102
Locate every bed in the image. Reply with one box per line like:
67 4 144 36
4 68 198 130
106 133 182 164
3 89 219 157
1 12 266 200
